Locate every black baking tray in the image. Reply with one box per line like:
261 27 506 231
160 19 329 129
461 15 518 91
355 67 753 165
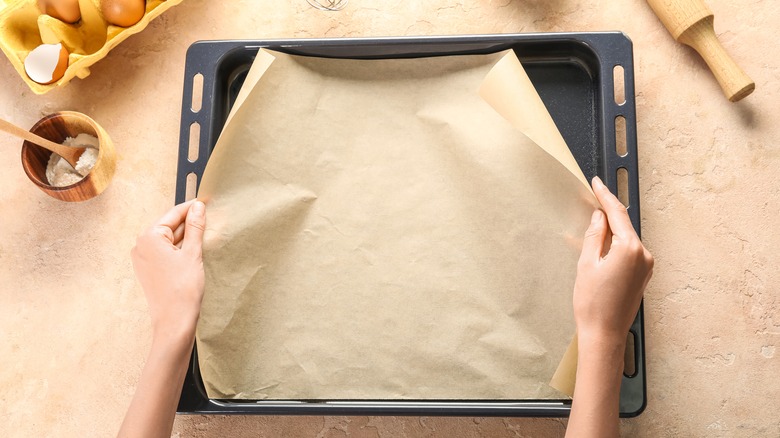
175 33 645 417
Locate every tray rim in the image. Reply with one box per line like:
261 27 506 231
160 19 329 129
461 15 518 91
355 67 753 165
174 32 645 418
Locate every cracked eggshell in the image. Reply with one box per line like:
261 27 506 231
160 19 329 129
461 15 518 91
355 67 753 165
24 42 69 84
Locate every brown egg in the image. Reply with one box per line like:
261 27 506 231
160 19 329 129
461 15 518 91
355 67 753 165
37 0 81 24
24 43 70 85
101 0 146 27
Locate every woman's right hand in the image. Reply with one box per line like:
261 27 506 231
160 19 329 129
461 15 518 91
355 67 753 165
573 176 654 348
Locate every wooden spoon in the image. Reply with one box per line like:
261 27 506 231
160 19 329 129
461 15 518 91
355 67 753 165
0 117 84 167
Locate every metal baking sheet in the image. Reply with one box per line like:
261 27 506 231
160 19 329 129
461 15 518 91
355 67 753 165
174 33 645 417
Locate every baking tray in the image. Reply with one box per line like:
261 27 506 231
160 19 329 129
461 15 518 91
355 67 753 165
175 33 645 417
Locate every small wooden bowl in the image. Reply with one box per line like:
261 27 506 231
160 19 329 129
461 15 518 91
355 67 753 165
21 111 116 202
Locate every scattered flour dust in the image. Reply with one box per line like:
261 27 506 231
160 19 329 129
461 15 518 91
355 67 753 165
45 133 100 187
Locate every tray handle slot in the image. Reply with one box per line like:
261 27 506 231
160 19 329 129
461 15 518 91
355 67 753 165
188 122 201 162
191 73 204 112
613 65 626 105
615 115 627 157
623 330 638 378
617 167 629 207
186 172 198 201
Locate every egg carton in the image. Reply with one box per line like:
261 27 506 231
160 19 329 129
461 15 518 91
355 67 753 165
0 0 183 94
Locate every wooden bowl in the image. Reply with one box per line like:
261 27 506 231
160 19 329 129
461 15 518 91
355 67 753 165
21 111 116 202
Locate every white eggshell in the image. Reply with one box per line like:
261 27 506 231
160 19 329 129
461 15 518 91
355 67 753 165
24 43 68 85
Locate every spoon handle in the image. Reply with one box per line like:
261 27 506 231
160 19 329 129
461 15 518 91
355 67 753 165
0 117 82 166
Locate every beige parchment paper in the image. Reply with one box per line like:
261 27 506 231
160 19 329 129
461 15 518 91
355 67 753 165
196 48 597 400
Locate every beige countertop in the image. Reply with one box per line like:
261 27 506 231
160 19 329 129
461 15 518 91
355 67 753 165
1 1 778 436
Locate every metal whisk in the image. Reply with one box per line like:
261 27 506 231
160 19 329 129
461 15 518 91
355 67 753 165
306 0 348 11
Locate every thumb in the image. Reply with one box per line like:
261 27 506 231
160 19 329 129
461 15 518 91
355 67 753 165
182 200 206 254
580 209 607 262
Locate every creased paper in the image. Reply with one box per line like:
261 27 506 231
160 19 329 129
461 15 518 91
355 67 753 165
479 52 595 194
479 52 600 396
196 49 595 400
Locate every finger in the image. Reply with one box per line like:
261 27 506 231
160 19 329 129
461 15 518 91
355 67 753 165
591 176 635 239
182 200 207 254
580 209 608 263
602 226 613 257
172 222 186 246
149 224 176 244
155 200 197 231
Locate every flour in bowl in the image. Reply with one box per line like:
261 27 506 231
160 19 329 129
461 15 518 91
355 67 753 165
45 133 99 187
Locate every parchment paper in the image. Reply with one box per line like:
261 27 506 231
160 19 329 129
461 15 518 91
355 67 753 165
196 49 597 400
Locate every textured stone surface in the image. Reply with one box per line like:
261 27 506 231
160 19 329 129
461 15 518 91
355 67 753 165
1 1 778 437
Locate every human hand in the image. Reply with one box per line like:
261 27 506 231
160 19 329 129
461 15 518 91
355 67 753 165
131 200 207 344
573 177 654 348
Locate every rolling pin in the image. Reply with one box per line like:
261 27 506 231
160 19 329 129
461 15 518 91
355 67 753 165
646 0 754 102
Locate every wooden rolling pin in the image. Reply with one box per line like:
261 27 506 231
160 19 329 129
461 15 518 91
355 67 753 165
646 0 754 102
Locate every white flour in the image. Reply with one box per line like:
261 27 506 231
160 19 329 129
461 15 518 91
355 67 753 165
45 133 99 187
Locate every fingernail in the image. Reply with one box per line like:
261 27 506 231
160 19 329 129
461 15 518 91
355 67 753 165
592 176 604 189
192 201 205 216
591 209 603 224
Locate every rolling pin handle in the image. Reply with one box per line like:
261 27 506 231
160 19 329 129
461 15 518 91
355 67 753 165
678 17 755 102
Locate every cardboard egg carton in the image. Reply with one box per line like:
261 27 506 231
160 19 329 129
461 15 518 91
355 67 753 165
0 0 183 94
